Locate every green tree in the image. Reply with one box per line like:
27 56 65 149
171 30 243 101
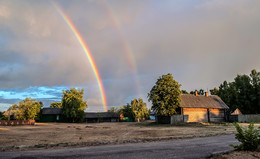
198 89 205 95
61 88 87 123
181 90 189 94
210 87 219 95
0 111 4 120
131 98 149 122
250 69 260 113
121 104 135 120
107 106 120 117
190 90 195 95
107 106 118 113
148 73 181 116
50 102 62 108
190 89 204 95
13 98 42 120
214 69 260 114
231 123 260 151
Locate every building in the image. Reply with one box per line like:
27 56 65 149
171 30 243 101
180 92 229 122
231 108 242 115
39 108 120 123
39 108 61 122
85 112 120 123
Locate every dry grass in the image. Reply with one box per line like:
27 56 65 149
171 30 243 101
0 121 241 148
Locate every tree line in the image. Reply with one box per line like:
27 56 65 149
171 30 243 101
210 69 260 114
1 88 88 122
1 69 259 122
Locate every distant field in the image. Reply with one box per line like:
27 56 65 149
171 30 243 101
0 121 252 150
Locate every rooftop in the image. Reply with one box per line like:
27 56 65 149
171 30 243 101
181 94 229 109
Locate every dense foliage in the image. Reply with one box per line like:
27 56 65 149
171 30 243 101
9 98 42 120
210 69 260 114
50 102 62 108
0 111 5 120
61 88 87 123
107 106 119 113
231 123 260 151
131 98 149 122
190 89 205 95
181 90 189 94
120 104 135 120
148 73 181 116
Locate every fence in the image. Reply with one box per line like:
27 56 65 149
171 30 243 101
156 115 188 124
0 120 35 126
229 114 260 123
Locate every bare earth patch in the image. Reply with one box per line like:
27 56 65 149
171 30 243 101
210 150 260 159
0 121 252 151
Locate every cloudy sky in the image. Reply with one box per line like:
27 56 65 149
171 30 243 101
0 0 260 111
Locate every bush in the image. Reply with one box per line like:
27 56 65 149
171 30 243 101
230 123 260 151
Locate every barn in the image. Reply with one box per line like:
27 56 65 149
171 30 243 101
180 92 229 122
39 108 61 122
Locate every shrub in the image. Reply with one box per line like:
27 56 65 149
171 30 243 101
230 123 260 151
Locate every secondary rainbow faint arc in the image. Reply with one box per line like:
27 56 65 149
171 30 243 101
53 2 108 111
102 1 142 97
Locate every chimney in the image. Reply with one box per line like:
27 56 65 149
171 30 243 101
205 92 209 97
195 90 198 96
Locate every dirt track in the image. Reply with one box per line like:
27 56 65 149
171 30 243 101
0 121 238 148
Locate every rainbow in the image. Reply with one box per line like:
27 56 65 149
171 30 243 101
102 1 142 97
52 2 108 111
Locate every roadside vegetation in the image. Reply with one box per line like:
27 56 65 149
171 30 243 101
231 123 260 151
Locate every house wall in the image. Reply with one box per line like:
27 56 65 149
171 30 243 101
39 115 59 122
183 108 208 122
209 109 225 122
183 108 225 122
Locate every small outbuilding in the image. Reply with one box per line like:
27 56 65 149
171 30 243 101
40 108 61 122
231 108 242 115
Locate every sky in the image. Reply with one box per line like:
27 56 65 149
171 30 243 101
0 0 260 111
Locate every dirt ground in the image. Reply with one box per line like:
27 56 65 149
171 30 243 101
0 121 240 149
211 150 260 159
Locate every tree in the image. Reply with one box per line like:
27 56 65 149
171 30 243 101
131 98 149 122
198 89 205 95
50 102 62 108
121 104 135 120
250 69 260 113
148 73 181 116
213 69 260 114
107 106 118 113
181 90 189 94
13 98 42 120
61 88 87 123
190 89 204 95
210 87 219 95
0 111 4 119
107 106 120 117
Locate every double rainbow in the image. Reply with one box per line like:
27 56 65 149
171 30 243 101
53 2 108 111
102 1 142 97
